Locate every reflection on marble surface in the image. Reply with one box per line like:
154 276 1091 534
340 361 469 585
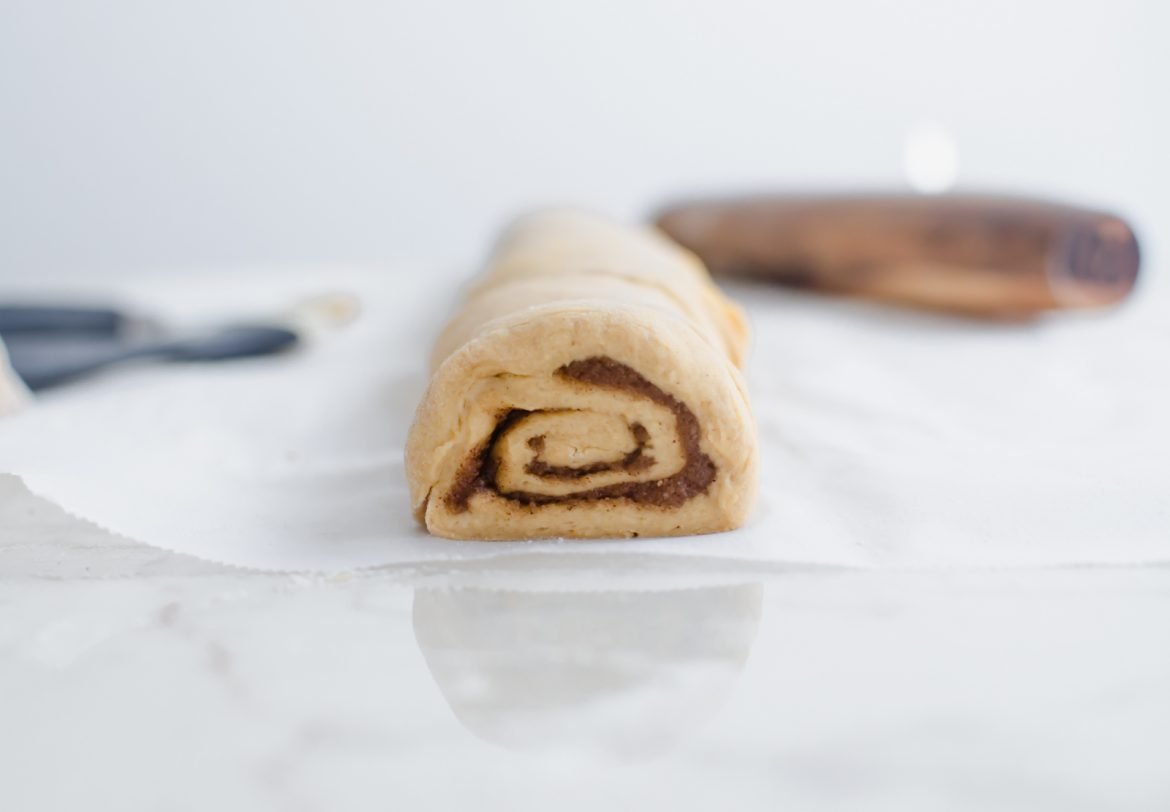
414 583 762 760
3 479 1170 811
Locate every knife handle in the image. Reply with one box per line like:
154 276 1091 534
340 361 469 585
655 195 1141 318
0 305 127 337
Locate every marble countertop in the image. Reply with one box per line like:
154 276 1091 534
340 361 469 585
3 474 1168 812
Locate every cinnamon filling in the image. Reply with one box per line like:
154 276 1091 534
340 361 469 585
524 423 655 479
444 356 716 511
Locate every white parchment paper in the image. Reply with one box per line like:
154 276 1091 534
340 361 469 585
1 267 1167 571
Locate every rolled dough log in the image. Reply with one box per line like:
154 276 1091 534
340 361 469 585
405 210 757 540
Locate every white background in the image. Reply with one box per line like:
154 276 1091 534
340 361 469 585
1 0 1168 280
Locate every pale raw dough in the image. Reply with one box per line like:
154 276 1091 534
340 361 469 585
405 210 758 540
0 338 30 418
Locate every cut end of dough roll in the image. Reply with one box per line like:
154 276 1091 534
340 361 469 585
405 210 758 540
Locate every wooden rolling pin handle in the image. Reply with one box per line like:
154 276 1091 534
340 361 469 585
654 195 1141 318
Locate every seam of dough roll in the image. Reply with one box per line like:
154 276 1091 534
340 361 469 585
405 210 758 540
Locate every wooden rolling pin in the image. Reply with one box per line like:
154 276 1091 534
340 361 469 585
654 194 1141 318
